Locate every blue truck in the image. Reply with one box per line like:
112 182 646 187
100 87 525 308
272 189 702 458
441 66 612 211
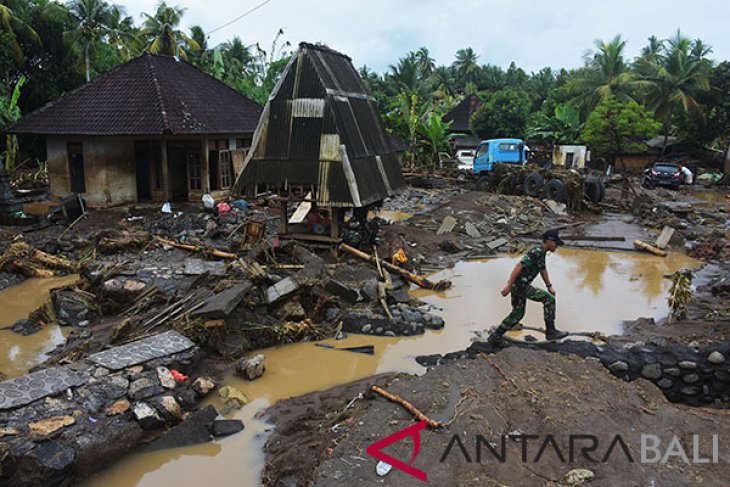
461 137 605 205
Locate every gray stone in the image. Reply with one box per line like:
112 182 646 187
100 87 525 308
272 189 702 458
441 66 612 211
657 378 674 389
683 374 700 384
132 402 164 429
150 395 184 423
192 282 253 319
401 309 422 322
34 441 76 472
608 361 629 373
157 367 176 390
641 364 662 380
128 377 163 401
210 419 244 437
375 327 384 334
184 258 227 276
422 313 432 323
678 361 698 370
680 387 700 396
665 368 681 377
93 367 110 378
265 277 299 304
192 377 216 396
145 405 217 451
361 279 379 301
361 324 372 333
385 331 396 337
324 280 359 304
235 354 265 381
707 351 726 364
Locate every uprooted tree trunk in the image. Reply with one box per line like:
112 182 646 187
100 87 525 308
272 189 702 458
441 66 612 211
0 242 78 277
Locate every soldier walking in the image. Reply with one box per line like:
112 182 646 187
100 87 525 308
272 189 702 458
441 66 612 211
487 229 569 348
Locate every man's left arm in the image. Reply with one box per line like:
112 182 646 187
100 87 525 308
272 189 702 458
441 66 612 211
540 268 555 296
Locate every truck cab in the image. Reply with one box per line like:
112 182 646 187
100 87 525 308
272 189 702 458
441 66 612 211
472 138 527 174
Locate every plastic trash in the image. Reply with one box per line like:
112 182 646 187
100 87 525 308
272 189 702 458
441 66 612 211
170 369 189 383
217 202 231 215
376 461 392 476
231 199 249 211
202 194 215 209
161 202 172 213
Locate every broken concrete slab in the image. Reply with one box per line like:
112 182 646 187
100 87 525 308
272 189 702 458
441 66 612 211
87 331 195 371
191 282 253 320
545 200 567 215
144 404 218 451
486 238 509 250
210 419 244 437
324 279 359 304
265 277 299 304
656 226 676 250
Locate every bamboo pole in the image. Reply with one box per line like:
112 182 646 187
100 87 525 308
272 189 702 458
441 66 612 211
371 385 442 428
339 243 451 290
154 236 238 259
633 240 667 257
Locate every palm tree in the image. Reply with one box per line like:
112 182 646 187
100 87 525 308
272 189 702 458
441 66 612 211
140 1 199 59
414 46 435 79
635 31 712 153
568 35 639 113
0 1 41 67
386 53 420 94
106 5 139 61
428 66 457 99
453 47 479 88
67 0 114 82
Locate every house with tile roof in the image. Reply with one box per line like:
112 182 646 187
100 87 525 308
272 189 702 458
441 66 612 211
442 94 483 151
7 53 262 206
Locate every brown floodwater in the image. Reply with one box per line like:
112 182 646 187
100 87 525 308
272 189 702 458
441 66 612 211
0 275 79 377
82 249 699 486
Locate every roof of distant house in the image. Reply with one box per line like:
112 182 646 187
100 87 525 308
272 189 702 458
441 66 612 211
442 94 483 133
7 53 263 136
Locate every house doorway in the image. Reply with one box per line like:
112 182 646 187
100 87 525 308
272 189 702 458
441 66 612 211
167 141 201 201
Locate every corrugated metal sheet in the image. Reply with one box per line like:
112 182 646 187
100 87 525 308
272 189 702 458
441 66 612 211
233 42 405 207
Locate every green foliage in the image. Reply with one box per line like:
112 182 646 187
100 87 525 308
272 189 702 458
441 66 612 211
417 112 453 165
469 87 532 139
674 61 730 147
1 74 26 171
527 103 583 145
140 1 199 58
581 97 661 164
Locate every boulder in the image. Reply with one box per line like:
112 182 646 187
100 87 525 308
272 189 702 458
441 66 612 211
132 402 164 429
192 377 216 396
210 419 244 437
235 354 265 381
144 405 218 451
156 367 177 390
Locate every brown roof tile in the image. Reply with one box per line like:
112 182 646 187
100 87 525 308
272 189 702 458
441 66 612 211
8 53 262 136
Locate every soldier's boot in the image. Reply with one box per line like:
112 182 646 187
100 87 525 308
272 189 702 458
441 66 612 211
487 326 510 348
545 322 568 341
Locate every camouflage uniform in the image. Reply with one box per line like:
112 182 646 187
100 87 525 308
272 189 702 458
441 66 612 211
493 245 555 335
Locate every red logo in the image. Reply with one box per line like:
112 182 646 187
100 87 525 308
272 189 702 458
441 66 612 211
366 419 428 482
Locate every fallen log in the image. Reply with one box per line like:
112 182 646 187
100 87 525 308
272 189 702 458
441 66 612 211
0 242 78 277
154 236 237 259
339 243 451 291
633 240 667 257
370 385 442 428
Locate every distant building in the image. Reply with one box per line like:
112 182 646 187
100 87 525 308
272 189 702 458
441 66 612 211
7 53 262 206
442 94 483 151
553 145 589 169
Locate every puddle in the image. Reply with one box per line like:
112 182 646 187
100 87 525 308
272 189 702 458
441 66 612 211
81 249 698 486
0 275 79 377
688 189 729 205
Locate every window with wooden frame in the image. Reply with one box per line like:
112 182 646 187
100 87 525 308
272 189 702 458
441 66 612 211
218 150 233 189
208 139 230 190
187 151 202 190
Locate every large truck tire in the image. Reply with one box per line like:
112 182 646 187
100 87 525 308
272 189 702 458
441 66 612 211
598 181 606 202
475 174 490 191
523 173 544 197
586 181 602 203
544 178 567 202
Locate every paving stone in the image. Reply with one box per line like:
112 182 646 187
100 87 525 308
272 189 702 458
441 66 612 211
191 282 253 319
87 331 195 370
0 367 89 411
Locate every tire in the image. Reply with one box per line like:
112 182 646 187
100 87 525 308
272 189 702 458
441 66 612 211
475 174 490 191
457 171 468 181
598 181 606 202
523 173 544 197
586 181 602 203
544 178 567 202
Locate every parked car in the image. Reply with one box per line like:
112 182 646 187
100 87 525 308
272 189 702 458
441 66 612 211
642 162 682 189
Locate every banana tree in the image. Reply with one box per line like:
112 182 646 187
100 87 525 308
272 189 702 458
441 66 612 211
418 112 453 168
0 74 25 172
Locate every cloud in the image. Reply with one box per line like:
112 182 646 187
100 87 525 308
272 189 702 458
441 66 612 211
122 0 730 73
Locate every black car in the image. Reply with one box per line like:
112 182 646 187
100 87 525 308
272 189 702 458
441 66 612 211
642 162 682 189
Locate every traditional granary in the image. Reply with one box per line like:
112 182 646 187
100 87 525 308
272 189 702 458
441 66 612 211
8 53 262 206
232 42 405 225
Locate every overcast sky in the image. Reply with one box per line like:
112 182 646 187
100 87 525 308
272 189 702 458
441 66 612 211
121 0 730 73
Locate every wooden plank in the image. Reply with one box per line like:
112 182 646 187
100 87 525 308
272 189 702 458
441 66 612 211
634 240 667 257
655 226 675 250
288 192 313 224
436 215 457 235
464 222 481 238
282 233 342 243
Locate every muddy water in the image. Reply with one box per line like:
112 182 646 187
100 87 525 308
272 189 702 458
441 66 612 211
371 209 413 223
83 249 698 486
0 275 79 377
689 188 729 205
